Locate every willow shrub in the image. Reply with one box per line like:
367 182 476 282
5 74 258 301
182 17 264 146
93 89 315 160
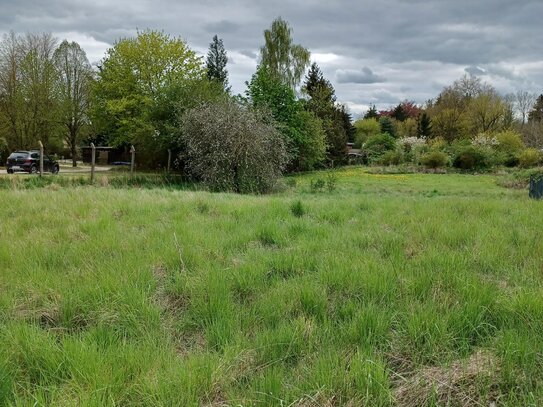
181 100 287 194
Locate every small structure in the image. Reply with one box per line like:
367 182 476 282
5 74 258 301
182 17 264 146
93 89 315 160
529 175 543 199
81 146 129 165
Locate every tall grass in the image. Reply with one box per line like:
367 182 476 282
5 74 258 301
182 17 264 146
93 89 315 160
0 169 542 405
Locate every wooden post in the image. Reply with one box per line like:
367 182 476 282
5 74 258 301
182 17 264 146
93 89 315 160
38 140 44 177
90 143 96 183
130 145 135 177
167 149 171 173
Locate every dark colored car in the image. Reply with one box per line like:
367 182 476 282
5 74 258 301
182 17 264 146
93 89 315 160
6 151 59 174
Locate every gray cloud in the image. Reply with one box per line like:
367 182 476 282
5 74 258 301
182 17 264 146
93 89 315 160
335 67 385 84
465 66 486 76
1 0 542 113
204 20 241 35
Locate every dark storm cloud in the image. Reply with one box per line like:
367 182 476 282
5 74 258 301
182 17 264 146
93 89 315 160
2 0 543 113
336 67 384 84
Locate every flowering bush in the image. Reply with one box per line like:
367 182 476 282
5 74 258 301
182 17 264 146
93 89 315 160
471 134 499 147
181 100 287 194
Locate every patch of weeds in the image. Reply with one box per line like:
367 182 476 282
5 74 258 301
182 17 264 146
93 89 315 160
285 177 297 188
195 200 210 214
310 173 338 193
326 172 338 192
310 178 326 192
290 200 305 218
257 229 280 248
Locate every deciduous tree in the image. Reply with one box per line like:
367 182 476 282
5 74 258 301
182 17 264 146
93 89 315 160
54 40 94 166
260 18 310 89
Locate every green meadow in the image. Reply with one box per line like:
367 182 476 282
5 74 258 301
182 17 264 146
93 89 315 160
1 169 542 406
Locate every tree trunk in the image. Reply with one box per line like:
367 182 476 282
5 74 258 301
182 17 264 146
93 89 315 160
71 133 77 167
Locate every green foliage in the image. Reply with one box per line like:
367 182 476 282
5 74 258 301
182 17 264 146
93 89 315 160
396 117 418 139
354 118 380 147
451 143 492 170
364 133 397 163
290 200 305 217
0 137 8 163
528 94 543 123
420 151 449 168
379 116 396 138
260 18 310 88
180 99 287 193
295 110 327 171
495 130 524 154
417 112 432 138
0 32 62 151
364 104 378 119
518 148 541 168
309 173 337 192
53 40 94 166
302 64 348 165
247 67 326 171
92 30 205 163
205 35 229 92
379 150 403 166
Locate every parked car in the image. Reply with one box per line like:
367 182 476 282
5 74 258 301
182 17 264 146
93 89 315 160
6 151 59 174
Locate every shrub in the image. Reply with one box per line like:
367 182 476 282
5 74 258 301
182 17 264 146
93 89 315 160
380 150 403 166
451 143 492 170
364 133 397 163
518 148 541 168
495 130 524 154
310 178 326 192
420 151 449 168
181 100 287 194
326 173 338 191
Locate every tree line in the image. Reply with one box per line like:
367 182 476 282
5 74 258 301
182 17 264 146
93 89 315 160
1 19 542 191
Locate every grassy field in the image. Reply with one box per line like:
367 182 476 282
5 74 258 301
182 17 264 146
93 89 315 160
1 168 542 406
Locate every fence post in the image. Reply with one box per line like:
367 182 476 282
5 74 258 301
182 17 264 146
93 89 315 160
38 140 44 177
130 145 135 177
167 149 171 173
90 143 96 183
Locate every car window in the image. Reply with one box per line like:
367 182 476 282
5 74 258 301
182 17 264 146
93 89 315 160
8 152 28 159
31 153 39 159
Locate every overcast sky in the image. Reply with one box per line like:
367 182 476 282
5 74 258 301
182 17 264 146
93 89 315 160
2 0 542 117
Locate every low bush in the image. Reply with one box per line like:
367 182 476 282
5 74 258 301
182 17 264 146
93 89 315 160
380 150 403 166
451 144 492 170
364 133 397 163
518 148 541 168
420 151 449 169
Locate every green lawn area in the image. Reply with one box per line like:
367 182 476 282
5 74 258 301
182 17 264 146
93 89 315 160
1 169 542 406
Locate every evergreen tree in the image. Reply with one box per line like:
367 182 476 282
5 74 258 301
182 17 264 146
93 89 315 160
206 35 229 92
379 116 396 138
364 105 379 120
302 64 348 165
338 104 355 142
303 63 335 102
392 103 408 122
528 94 543 123
417 112 432 138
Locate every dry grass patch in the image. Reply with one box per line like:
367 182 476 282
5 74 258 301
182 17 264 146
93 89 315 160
393 350 500 407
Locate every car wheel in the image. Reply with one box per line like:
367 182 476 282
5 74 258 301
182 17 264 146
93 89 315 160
30 165 38 174
52 165 59 174
7 169 13 174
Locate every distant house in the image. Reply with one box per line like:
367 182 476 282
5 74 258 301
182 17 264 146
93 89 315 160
81 146 130 165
